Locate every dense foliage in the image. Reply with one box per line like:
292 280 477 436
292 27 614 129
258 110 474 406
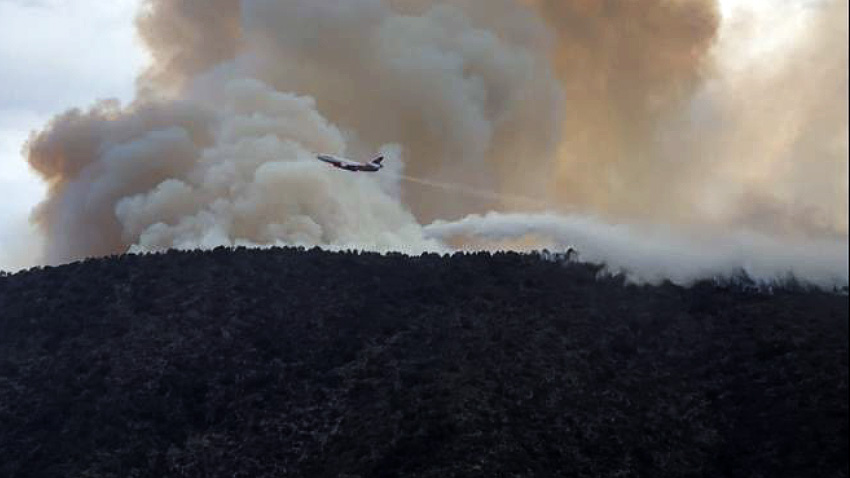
0 247 847 477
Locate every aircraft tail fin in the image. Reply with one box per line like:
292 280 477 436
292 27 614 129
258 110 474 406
371 156 384 165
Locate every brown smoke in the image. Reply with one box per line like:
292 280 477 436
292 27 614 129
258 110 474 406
234 0 565 219
527 0 721 220
27 0 567 266
135 0 242 95
22 0 848 284
532 0 847 240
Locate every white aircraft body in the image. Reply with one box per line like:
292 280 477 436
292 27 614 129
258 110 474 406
317 154 385 172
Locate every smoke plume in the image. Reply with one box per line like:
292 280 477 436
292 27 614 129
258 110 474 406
27 80 441 261
529 0 722 221
679 0 849 238
425 212 849 287
23 0 848 286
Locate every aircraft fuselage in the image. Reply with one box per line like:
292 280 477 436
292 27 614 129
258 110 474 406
317 154 384 172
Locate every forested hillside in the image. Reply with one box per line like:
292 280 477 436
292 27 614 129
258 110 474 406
1 248 847 477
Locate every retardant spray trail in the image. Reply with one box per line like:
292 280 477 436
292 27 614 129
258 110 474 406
393 174 549 210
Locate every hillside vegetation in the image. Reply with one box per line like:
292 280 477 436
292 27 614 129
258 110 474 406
0 248 847 477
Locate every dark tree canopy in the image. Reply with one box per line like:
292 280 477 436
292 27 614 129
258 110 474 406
0 247 847 477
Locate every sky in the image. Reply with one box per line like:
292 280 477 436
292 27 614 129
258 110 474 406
0 0 842 273
0 0 145 270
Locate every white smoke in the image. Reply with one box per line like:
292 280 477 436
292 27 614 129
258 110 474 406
426 212 848 287
115 79 442 254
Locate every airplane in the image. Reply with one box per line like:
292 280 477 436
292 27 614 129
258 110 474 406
317 154 385 172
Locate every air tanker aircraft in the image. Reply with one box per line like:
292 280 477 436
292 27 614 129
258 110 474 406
317 154 384 172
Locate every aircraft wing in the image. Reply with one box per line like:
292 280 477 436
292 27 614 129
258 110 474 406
318 154 361 167
317 154 340 165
